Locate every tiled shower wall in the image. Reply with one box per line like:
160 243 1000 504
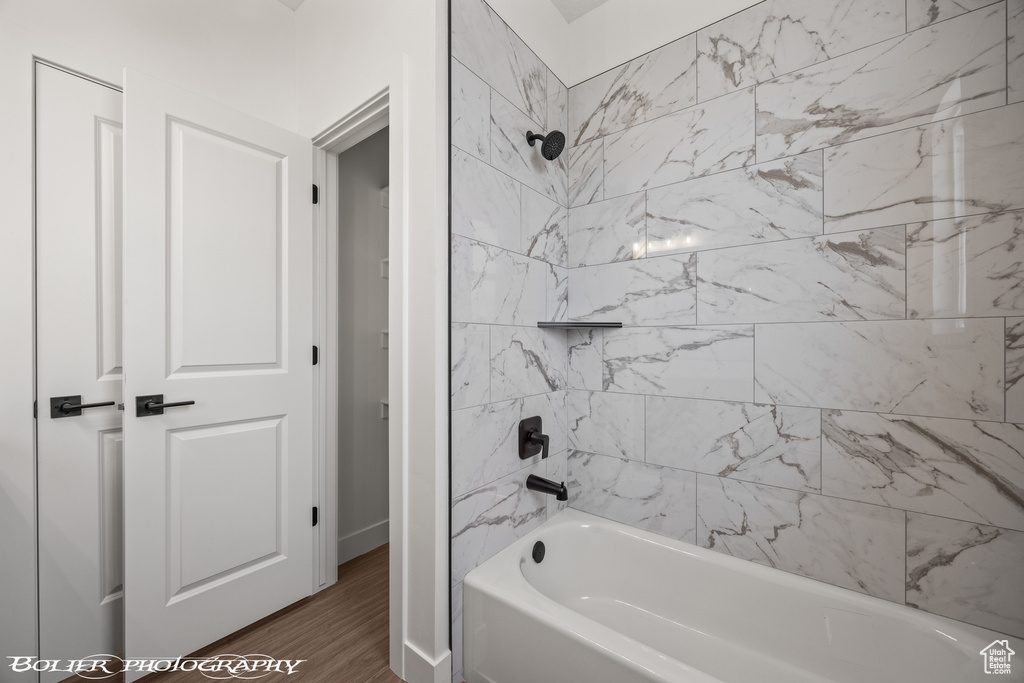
452 0 1024 677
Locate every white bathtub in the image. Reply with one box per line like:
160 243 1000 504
464 508 1017 683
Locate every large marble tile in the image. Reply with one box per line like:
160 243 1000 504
451 0 547 127
569 34 697 147
569 254 697 326
646 152 823 257
647 398 821 492
491 91 567 206
755 319 1005 421
451 457 549 586
908 0 997 29
546 263 568 323
568 451 698 543
452 582 464 683
546 70 568 141
566 140 603 208
451 147 521 253
756 5 1007 161
1012 0 1024 105
568 391 645 461
603 325 755 402
696 0 906 102
823 410 1024 531
452 58 490 162
1006 318 1024 423
522 187 567 267
697 227 906 324
451 391 567 498
452 323 490 410
567 192 646 267
451 235 546 325
908 210 1024 318
603 87 755 199
697 475 906 602
568 328 603 391
906 513 1024 637
825 103 1024 234
490 326 568 402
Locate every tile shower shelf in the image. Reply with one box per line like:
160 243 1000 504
536 322 622 329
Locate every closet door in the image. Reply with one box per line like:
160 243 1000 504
122 68 313 676
36 63 124 682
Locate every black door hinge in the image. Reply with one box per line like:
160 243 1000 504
33 400 37 419
312 345 319 365
312 184 319 205
312 506 319 527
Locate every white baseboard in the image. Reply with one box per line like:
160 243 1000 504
337 519 389 564
402 640 451 683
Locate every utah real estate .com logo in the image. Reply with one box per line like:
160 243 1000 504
980 640 1015 675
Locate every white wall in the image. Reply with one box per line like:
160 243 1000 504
0 3 297 681
485 0 762 85
295 2 450 681
336 128 391 563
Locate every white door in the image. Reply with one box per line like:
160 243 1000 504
122 68 314 672
36 63 124 682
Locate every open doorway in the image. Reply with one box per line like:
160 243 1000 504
336 127 390 564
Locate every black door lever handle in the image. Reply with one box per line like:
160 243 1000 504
49 395 116 419
136 394 196 417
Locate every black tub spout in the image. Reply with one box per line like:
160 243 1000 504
526 474 568 501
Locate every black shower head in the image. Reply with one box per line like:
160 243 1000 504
526 130 566 161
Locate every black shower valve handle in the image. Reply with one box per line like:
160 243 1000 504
527 429 549 460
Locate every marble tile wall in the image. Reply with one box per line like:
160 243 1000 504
450 1 569 678
452 1 1024 676
557 0 1024 643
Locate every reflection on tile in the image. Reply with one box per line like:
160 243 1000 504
452 582 464 683
603 325 754 402
451 147 521 252
490 326 567 402
452 323 489 410
546 449 569 516
755 319 1005 421
1006 318 1024 423
451 457 548 585
697 227 906 324
908 0 996 29
907 513 1024 637
569 34 697 146
568 451 697 543
698 475 905 602
569 254 697 325
647 398 821 491
568 328 603 391
567 192 646 267
647 152 823 257
491 91 567 206
451 235 546 325
908 211 1024 318
452 59 490 162
451 0 547 126
603 87 755 198
522 188 567 267
1012 0 1024 105
756 5 1007 161
568 390 645 461
451 392 567 498
547 263 568 323
824 103 1024 233
567 140 603 208
696 0 905 102
824 410 1024 531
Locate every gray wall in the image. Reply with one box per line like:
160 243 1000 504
452 0 1024 679
337 127 390 563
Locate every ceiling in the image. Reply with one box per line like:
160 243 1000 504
276 0 306 10
549 0 613 23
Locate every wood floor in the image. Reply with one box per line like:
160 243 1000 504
117 544 401 683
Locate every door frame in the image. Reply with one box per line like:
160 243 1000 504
311 85 412 678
